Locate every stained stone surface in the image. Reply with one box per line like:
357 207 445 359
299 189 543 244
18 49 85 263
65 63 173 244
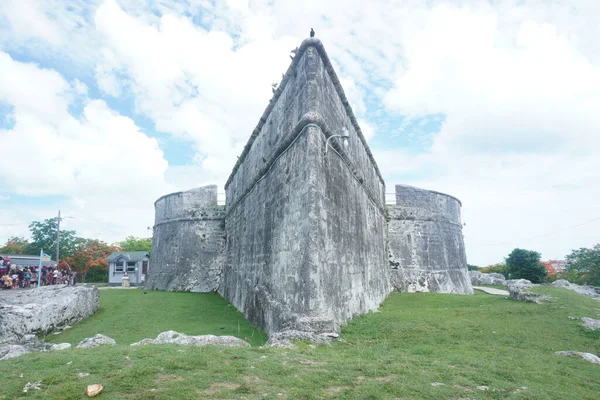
220 39 390 335
388 185 473 294
0 285 99 340
147 185 225 292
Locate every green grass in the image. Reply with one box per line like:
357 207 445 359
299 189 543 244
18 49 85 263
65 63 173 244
2 287 599 399
44 290 267 347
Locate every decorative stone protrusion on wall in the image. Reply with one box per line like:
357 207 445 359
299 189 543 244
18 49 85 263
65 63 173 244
146 185 225 292
388 185 473 294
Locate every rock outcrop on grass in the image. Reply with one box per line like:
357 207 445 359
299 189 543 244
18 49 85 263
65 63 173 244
551 280 600 300
555 351 600 365
582 317 600 331
267 330 338 348
76 334 116 348
508 281 550 304
0 285 99 341
469 271 506 286
0 334 71 361
130 330 250 347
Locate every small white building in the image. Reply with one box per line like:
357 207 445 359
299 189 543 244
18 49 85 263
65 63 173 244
106 251 150 286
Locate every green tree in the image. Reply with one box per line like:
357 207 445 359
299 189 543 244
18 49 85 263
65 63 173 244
28 218 83 259
505 248 547 283
0 237 31 254
564 244 600 286
467 264 480 271
117 236 152 252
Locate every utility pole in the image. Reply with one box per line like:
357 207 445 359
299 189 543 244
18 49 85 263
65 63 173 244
56 210 61 266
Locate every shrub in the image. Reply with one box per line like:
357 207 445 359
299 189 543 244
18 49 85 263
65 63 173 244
480 263 509 277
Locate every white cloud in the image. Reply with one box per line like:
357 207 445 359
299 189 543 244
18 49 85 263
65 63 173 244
380 3 600 265
0 51 170 244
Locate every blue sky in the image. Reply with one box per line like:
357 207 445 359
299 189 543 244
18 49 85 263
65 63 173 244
1 0 600 266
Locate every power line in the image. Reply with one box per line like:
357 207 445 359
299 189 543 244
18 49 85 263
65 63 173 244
0 222 30 226
478 215 600 247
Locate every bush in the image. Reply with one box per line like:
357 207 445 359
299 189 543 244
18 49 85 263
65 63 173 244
506 248 547 283
480 263 509 277
83 265 108 283
467 264 480 271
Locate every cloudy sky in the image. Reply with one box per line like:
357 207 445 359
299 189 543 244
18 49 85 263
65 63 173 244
1 0 599 266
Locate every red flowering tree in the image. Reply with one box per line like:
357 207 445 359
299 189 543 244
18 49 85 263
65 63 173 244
0 237 31 255
64 240 121 283
540 260 564 277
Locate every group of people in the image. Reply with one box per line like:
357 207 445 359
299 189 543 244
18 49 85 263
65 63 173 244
0 257 77 290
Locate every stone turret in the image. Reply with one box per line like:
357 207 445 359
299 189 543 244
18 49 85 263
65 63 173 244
388 185 473 294
146 185 225 292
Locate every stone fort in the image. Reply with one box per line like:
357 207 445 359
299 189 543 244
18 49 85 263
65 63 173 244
146 38 473 337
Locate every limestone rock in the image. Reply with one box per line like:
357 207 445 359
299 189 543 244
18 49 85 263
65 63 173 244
582 317 600 331
0 344 30 360
505 279 532 287
76 334 116 349
469 271 506 286
508 284 549 304
130 330 249 347
551 280 600 300
267 330 338 347
51 343 72 351
555 351 600 364
0 285 99 340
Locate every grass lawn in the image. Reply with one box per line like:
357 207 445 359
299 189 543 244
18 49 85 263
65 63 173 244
1 287 599 399
44 289 268 347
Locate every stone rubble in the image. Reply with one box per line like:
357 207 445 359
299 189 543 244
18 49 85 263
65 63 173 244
555 351 600 364
130 330 250 347
0 334 71 361
76 334 117 348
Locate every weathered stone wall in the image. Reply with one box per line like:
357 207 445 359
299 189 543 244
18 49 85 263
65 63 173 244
221 39 389 335
147 185 225 292
388 185 473 294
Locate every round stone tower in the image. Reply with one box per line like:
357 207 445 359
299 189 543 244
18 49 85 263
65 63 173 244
387 184 473 294
146 185 226 292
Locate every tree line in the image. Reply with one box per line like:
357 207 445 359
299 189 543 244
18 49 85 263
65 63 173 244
0 218 152 282
472 244 600 286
